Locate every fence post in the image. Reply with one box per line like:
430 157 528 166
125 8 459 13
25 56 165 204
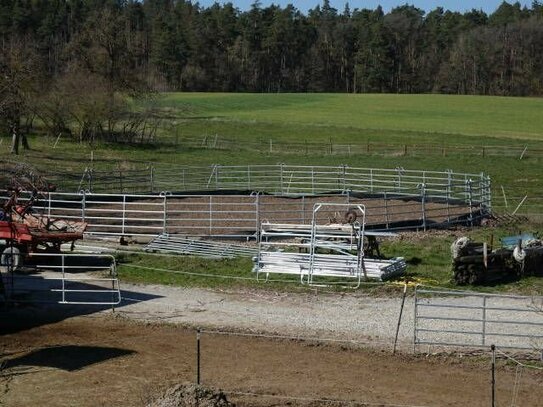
413 285 418 354
162 194 167 234
384 191 389 228
61 254 65 303
279 163 284 195
341 164 347 193
311 167 315 195
491 344 496 407
446 170 452 222
196 329 201 385
89 168 94 192
467 179 474 226
81 191 86 222
420 183 427 231
150 166 155 193
209 195 213 235
486 175 492 214
302 195 305 224
48 192 52 218
121 195 126 235
396 167 403 193
482 296 487 346
255 193 260 241
119 168 124 194
393 283 408 354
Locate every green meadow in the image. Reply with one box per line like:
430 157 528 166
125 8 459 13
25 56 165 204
3 93 542 293
9 93 543 212
156 93 543 142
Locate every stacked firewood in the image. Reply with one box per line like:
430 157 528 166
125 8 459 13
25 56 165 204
451 237 542 285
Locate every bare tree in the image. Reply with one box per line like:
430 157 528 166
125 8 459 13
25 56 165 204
0 38 43 154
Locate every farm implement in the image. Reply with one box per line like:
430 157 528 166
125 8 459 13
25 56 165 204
0 169 120 306
0 188 86 267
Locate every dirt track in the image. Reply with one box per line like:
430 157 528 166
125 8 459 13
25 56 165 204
1 307 543 407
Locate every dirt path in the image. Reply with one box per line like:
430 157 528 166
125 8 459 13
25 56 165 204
1 310 542 407
118 283 413 350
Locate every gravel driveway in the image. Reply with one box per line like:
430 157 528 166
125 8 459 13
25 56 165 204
119 283 415 350
118 282 543 353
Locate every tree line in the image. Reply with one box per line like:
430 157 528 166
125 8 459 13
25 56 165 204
1 1 543 152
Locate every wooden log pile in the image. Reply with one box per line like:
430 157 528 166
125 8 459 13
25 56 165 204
452 238 543 285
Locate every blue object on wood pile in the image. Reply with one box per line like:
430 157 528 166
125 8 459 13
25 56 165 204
501 233 538 248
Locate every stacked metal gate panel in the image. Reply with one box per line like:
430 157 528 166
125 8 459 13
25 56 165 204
253 203 407 285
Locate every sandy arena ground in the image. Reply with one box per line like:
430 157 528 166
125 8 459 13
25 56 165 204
2 283 543 406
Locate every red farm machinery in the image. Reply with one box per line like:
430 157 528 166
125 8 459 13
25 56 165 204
0 164 120 306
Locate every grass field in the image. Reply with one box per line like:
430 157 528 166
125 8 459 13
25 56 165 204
2 93 542 294
6 93 542 214
156 93 543 142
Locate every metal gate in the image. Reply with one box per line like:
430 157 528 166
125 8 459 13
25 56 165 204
414 287 543 351
1 253 120 305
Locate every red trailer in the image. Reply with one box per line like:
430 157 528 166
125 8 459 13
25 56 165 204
0 190 86 267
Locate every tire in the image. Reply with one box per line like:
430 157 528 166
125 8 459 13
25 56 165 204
1 247 21 269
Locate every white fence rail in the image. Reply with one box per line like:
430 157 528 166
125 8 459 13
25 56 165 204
414 287 543 352
1 188 487 237
1 253 120 305
67 165 491 204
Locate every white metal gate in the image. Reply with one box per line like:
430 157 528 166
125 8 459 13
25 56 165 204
1 253 120 305
414 287 543 351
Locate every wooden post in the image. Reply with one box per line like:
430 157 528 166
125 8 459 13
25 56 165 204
491 345 496 407
119 168 124 194
519 146 528 160
196 329 201 385
393 283 408 354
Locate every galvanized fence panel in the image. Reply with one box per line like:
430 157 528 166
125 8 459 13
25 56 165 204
1 253 120 305
414 287 543 352
0 187 485 238
64 165 491 208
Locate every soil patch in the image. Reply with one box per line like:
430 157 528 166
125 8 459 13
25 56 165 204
1 309 542 406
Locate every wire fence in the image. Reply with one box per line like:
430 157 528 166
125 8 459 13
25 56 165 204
177 329 543 407
162 133 543 159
